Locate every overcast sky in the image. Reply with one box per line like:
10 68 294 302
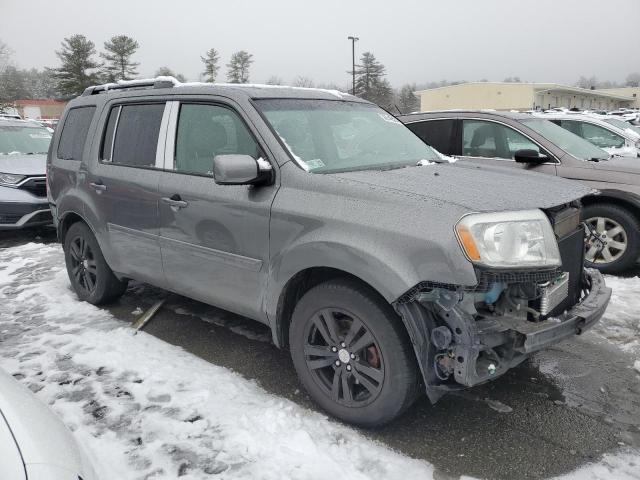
2 0 639 87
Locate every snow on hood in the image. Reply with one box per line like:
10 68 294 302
334 161 592 212
0 153 47 176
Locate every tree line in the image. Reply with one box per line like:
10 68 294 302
6 33 637 115
0 35 420 114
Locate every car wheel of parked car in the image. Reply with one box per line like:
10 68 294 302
289 278 419 427
63 222 128 304
582 204 640 274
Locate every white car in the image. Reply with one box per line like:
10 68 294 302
534 112 640 157
0 368 98 480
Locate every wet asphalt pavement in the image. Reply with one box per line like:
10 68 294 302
2 228 640 480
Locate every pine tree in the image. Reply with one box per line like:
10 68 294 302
226 51 253 83
397 84 419 114
201 48 220 83
100 35 139 82
155 67 186 82
353 52 393 109
49 34 101 97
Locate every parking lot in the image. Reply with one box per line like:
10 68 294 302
1 228 639 480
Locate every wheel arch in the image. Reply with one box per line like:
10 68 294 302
582 190 640 222
58 210 94 244
272 266 401 349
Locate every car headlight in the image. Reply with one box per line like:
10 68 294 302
455 209 561 268
0 172 26 186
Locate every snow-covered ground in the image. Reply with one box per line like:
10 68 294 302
0 242 639 479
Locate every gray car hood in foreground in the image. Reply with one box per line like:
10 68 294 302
0 153 47 176
0 368 97 480
334 161 593 212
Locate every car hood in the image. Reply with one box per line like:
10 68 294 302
590 156 640 177
0 154 47 176
0 369 97 479
333 161 592 212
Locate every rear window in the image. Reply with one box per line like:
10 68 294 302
107 104 165 168
57 106 96 160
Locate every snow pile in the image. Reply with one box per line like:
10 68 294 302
0 243 433 480
593 276 640 363
1 243 639 479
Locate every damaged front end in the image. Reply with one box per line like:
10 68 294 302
395 206 612 403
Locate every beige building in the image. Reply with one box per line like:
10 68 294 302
598 87 640 108
414 82 636 112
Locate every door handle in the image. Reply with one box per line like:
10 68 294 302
89 182 107 192
161 195 189 209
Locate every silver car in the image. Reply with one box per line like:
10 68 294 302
0 119 52 230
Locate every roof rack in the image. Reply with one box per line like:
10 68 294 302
82 76 179 96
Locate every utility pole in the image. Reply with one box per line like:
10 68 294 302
347 35 359 95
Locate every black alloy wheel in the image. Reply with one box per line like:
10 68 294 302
303 307 385 407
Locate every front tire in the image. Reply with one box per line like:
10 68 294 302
63 222 128 304
289 278 419 427
582 204 640 274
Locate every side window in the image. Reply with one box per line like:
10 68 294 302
462 120 540 159
406 119 455 154
174 104 259 175
503 127 542 157
559 120 583 137
579 122 625 149
57 106 96 160
462 120 499 157
109 104 165 167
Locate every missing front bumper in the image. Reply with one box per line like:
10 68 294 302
395 269 611 402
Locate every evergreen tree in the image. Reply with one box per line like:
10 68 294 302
0 66 27 109
0 39 11 72
201 48 220 82
226 51 253 83
353 52 393 108
49 35 101 97
155 67 186 82
397 84 419 114
100 35 139 82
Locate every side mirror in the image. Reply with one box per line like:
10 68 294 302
213 154 271 185
514 149 549 164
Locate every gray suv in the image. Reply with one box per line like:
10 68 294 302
400 111 640 273
48 79 611 426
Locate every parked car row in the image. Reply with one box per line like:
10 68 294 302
45 78 613 426
401 110 640 273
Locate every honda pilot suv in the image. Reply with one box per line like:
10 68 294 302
47 78 611 426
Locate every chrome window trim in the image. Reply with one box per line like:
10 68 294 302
163 101 180 170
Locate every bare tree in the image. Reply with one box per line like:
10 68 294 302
293 76 314 88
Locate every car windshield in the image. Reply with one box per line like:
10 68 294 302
255 99 441 173
520 118 609 161
603 118 640 136
0 125 52 155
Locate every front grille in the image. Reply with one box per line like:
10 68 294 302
0 214 22 224
19 177 47 197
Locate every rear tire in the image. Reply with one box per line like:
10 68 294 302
63 222 128 304
582 204 640 274
289 278 419 427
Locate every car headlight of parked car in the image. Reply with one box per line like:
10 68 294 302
0 172 26 186
455 209 561 268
